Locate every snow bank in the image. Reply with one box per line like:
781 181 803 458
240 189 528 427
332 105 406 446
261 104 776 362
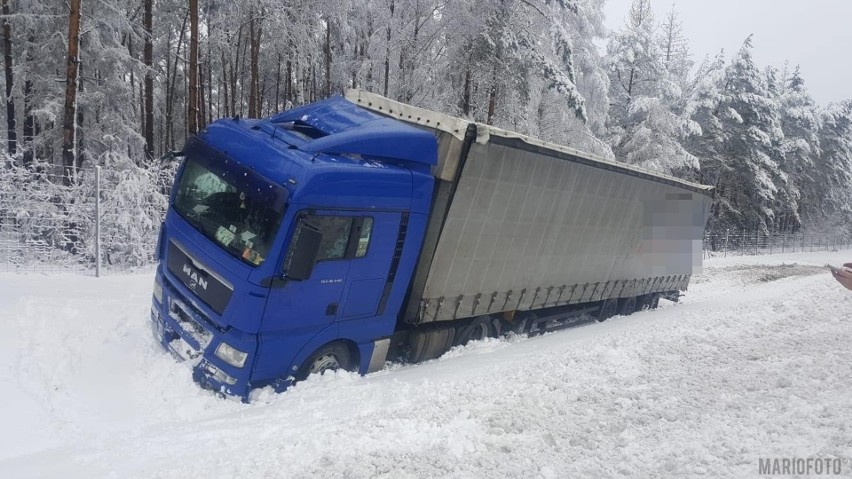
1 251 851 477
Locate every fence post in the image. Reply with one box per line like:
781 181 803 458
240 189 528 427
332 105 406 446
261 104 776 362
95 166 101 278
724 229 730 258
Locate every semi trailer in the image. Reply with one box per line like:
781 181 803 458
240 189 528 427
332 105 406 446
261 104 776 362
150 89 714 400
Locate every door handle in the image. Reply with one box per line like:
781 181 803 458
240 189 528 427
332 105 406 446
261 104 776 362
325 303 338 316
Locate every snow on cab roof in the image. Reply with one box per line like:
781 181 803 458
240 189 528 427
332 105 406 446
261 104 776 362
345 88 714 194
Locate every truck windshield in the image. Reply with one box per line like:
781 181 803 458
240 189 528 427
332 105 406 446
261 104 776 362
173 143 287 266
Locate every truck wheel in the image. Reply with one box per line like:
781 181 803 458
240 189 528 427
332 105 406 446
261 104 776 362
617 296 636 316
597 298 617 322
454 316 495 346
296 342 353 381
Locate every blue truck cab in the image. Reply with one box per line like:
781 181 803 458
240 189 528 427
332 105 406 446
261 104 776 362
151 97 437 398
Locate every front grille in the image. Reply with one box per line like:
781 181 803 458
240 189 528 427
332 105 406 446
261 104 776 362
166 293 213 350
166 240 234 315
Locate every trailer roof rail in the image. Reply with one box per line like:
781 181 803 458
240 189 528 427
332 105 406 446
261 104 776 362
345 89 713 193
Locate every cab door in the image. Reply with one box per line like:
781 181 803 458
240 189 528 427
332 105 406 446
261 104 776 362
264 211 355 333
264 210 402 327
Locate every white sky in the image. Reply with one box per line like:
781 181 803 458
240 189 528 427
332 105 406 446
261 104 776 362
601 0 852 105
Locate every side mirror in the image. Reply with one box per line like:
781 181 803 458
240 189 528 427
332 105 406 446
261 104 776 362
285 221 322 280
159 150 184 165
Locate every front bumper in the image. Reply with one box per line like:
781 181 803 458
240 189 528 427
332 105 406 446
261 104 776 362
150 274 252 400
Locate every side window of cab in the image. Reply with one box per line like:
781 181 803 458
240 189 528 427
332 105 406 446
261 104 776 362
312 216 352 261
286 214 374 265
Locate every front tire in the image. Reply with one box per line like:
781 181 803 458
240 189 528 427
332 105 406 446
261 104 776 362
296 342 353 381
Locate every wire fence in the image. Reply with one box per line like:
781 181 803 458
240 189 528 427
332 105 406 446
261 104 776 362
703 230 852 259
0 166 168 275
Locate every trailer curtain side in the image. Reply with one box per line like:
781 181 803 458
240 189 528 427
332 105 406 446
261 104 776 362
345 90 713 325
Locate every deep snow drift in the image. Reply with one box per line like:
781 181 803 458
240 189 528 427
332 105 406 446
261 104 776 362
1 251 851 478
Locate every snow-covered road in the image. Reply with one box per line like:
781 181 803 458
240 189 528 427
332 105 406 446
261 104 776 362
1 251 851 478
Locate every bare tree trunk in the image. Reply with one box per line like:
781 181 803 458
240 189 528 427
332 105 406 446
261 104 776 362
274 52 281 112
143 0 154 160
75 59 85 171
139 79 144 155
487 63 498 126
164 29 172 151
188 0 199 134
383 1 394 97
22 32 33 165
259 77 266 116
248 7 262 118
486 84 496 125
229 27 242 116
365 19 374 90
255 12 263 115
461 68 471 116
127 33 141 159
61 0 83 184
127 34 136 122
400 2 423 103
198 60 207 129
351 43 357 89
1 0 17 157
183 53 188 140
237 24 249 116
206 22 213 124
166 10 188 150
311 62 316 103
324 17 331 98
285 57 292 106
221 49 229 117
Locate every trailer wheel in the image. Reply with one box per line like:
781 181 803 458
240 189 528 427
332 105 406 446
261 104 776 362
648 293 661 309
617 296 637 316
597 298 617 322
454 316 495 346
296 342 353 381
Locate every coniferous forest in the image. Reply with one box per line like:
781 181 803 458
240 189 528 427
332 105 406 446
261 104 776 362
1 0 850 266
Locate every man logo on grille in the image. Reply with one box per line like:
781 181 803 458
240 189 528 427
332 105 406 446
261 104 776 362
182 263 209 291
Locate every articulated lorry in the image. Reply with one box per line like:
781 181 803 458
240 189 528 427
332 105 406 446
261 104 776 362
150 90 713 399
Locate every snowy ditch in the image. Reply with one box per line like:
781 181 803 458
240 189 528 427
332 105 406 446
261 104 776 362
1 250 851 477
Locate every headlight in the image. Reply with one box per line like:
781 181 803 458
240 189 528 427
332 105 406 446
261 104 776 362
215 342 248 368
153 278 163 304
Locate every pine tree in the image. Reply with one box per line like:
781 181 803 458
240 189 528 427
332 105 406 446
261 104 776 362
605 0 695 175
657 4 691 83
777 66 819 230
813 101 852 232
711 36 791 232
